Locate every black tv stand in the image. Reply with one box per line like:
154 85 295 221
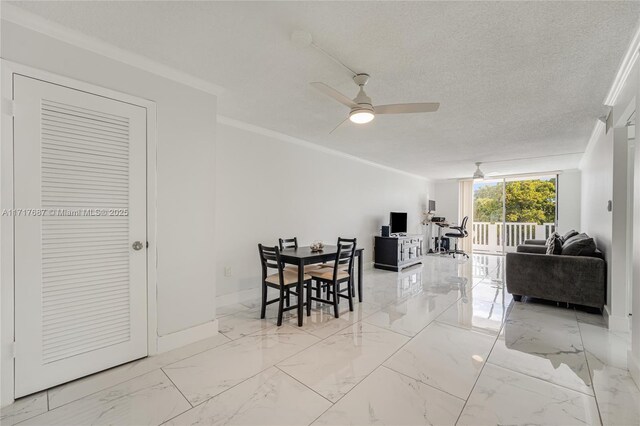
374 235 424 272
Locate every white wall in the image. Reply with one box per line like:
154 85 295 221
631 64 640 386
580 123 614 313
611 127 632 328
557 170 582 233
433 180 460 224
579 120 635 331
215 121 431 298
627 136 635 320
1 22 218 337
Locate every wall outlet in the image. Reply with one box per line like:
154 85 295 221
224 266 232 277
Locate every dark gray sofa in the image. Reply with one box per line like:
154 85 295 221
505 235 606 309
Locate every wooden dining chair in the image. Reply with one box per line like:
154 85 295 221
278 237 298 251
278 237 323 307
307 238 357 318
258 244 312 326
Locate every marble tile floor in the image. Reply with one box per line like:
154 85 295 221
2 254 639 425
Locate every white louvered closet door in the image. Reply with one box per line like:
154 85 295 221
14 75 147 397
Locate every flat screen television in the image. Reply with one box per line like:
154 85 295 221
390 212 408 234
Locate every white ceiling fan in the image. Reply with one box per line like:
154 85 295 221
473 162 485 179
453 162 498 180
468 152 587 179
462 154 578 180
310 73 440 130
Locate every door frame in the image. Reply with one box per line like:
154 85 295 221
471 174 559 254
1 60 158 406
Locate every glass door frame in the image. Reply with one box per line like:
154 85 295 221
473 173 559 255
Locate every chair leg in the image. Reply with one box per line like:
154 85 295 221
347 279 354 312
352 276 358 303
277 287 285 326
333 282 340 318
316 280 321 299
260 282 267 319
306 281 311 316
286 288 290 308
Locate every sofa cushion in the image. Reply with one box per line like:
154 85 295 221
545 232 563 255
523 239 547 246
563 233 588 247
561 234 596 256
560 229 579 243
517 244 547 254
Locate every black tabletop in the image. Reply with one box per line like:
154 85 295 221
279 245 363 264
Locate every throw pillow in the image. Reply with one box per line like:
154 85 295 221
545 232 562 255
562 236 596 256
560 229 579 243
563 233 588 247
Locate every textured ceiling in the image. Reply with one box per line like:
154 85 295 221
10 1 640 179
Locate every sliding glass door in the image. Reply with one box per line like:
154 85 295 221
472 179 505 254
472 175 557 254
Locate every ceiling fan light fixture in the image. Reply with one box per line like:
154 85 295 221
349 109 375 124
473 162 485 180
309 73 439 132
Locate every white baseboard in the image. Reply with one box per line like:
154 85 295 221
604 305 631 332
157 319 219 353
216 287 260 307
629 349 640 390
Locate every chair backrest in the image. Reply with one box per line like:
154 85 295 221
333 237 357 281
460 216 469 236
278 237 298 251
258 244 284 285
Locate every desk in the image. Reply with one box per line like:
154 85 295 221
279 246 365 326
432 222 450 253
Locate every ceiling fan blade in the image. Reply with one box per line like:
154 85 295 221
310 82 358 108
329 117 349 134
375 103 440 114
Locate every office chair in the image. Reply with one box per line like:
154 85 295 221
445 216 470 259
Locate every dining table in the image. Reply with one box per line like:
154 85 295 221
279 245 365 326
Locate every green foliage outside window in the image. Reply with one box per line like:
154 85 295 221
474 179 556 225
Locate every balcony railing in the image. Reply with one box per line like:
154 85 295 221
472 222 555 253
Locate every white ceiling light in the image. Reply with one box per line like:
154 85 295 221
473 162 485 179
349 109 375 124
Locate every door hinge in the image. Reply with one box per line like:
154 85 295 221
2 99 15 117
11 341 16 358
